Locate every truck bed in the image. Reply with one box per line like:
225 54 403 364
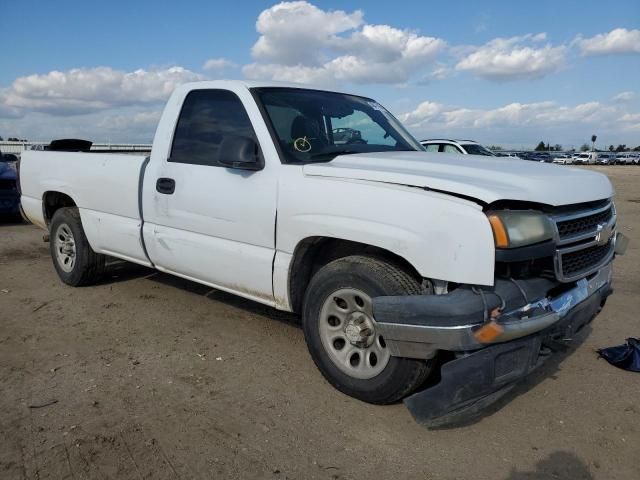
20 150 151 265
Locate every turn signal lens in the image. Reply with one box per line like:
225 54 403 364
474 321 505 343
488 214 509 248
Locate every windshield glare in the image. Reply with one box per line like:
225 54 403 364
253 88 424 163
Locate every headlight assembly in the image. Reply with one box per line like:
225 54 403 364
487 211 554 248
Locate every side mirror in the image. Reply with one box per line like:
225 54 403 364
218 136 264 171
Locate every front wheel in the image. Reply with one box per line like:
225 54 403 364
302 255 431 404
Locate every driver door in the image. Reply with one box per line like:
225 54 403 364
142 89 278 305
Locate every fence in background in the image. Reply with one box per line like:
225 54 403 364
0 141 152 154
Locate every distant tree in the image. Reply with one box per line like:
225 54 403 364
0 135 3 141
487 145 503 151
634 146 640 151
8 137 18 141
553 144 562 151
608 145 615 152
534 141 546 151
615 144 627 152
580 143 590 152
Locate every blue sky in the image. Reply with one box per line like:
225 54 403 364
2 0 639 148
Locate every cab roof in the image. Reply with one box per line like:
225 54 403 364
179 79 358 96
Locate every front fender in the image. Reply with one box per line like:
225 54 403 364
277 172 496 286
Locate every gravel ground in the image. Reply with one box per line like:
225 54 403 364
1 166 639 480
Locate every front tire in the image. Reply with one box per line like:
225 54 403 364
302 255 431 404
49 207 105 286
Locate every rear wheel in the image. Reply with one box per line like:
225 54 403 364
50 207 105 286
302 255 431 404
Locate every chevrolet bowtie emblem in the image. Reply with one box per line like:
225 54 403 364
594 223 613 246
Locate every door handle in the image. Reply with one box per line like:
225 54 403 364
156 178 176 194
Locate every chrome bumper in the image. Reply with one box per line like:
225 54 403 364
376 261 614 359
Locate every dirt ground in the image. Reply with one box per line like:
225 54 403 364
1 166 639 480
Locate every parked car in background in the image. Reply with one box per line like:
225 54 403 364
516 152 542 162
615 153 638 165
0 150 21 218
597 153 616 165
572 152 598 165
332 128 364 145
420 139 496 156
532 152 553 163
495 152 523 160
552 154 573 165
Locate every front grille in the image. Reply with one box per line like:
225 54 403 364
0 179 17 191
551 199 616 282
556 207 613 239
560 241 613 278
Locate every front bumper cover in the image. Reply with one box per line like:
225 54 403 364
403 283 610 427
372 259 616 427
374 261 613 359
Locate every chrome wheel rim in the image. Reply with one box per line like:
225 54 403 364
318 288 390 380
54 223 76 273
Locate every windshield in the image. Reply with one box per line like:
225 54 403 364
253 87 424 163
461 144 495 156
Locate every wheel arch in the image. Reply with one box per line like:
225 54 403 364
42 191 77 226
287 236 423 314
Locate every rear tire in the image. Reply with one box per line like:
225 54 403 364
49 207 105 286
302 255 431 404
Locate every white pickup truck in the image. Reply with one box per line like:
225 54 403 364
19 80 627 426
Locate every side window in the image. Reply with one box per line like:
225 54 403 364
169 89 257 166
265 104 303 145
443 144 462 154
424 144 439 152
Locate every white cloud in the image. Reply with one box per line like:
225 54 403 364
398 98 638 145
252 1 363 65
202 58 237 73
455 33 567 81
3 66 203 115
576 28 640 56
621 112 640 123
242 63 335 85
0 90 22 118
244 1 445 85
400 101 444 126
613 91 636 102
0 107 162 143
417 65 452 85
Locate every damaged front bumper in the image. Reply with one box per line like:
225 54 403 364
373 260 616 427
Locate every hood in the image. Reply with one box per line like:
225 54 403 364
303 151 613 206
0 161 17 180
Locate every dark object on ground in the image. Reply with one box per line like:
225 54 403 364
597 338 640 372
0 153 20 217
28 399 58 408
